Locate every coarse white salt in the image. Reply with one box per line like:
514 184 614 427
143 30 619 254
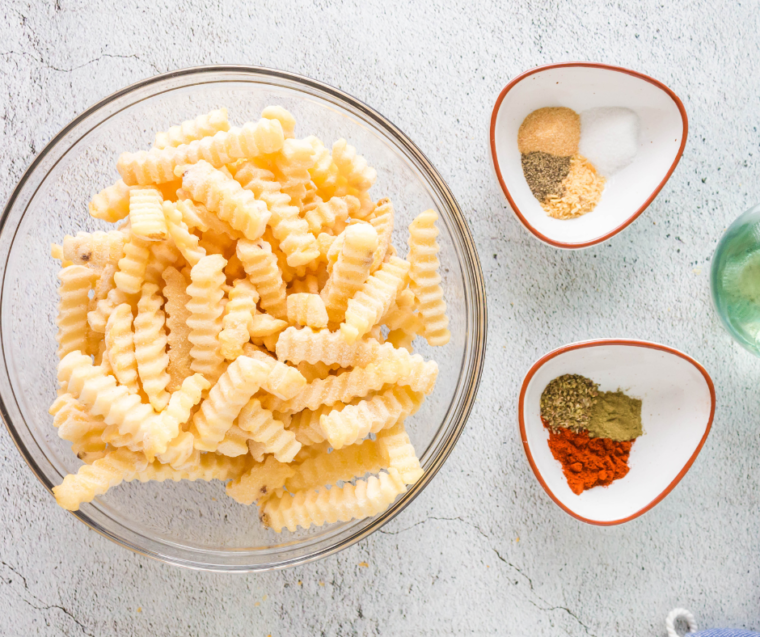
578 107 639 177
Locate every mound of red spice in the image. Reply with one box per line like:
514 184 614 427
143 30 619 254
544 420 634 495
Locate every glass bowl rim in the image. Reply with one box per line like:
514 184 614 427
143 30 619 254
0 64 488 571
709 202 760 356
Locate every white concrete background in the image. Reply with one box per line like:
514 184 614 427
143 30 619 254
1 1 759 635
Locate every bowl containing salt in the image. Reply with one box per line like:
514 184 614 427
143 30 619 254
490 62 688 249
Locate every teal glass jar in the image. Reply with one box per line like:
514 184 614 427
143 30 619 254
711 203 760 356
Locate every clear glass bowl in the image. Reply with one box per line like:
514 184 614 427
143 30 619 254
711 203 760 355
0 66 487 571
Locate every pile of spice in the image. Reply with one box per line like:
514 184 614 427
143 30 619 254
579 107 640 176
518 106 639 220
540 374 643 495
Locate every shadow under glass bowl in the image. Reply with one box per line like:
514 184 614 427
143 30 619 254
0 66 487 571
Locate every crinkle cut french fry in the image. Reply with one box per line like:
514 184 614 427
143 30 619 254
50 394 107 463
305 136 338 198
262 353 413 414
275 327 385 367
162 266 194 391
288 274 320 295
286 404 337 446
287 293 328 329
180 160 270 241
117 117 284 186
144 240 183 288
217 424 256 457
190 356 270 451
376 421 423 485
319 385 424 449
114 232 152 295
56 265 98 360
129 187 167 241
163 201 206 266
304 195 358 235
88 287 131 334
285 439 387 493
260 469 406 533
104 303 140 394
408 209 451 346
261 106 296 139
332 139 377 194
63 231 127 269
154 374 209 466
157 431 197 470
381 294 424 336
387 328 415 352
241 345 306 400
89 180 132 222
133 283 170 411
237 398 301 463
226 455 295 506
291 440 331 465
199 228 235 258
57 351 164 455
186 254 227 384
321 224 378 324
236 239 288 319
153 108 230 150
53 447 148 511
368 198 394 272
176 198 241 240
340 256 410 344
219 279 258 359
91 265 117 312
249 312 288 338
131 453 247 483
233 162 319 267
273 138 317 208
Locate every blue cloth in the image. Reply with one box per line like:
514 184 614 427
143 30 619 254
689 631 760 636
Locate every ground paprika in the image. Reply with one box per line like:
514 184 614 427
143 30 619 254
544 419 634 495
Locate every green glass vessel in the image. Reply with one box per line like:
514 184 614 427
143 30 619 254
712 203 760 355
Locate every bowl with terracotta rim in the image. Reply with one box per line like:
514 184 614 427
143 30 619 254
518 339 715 525
490 62 688 249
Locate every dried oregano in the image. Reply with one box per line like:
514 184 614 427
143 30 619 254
540 374 598 433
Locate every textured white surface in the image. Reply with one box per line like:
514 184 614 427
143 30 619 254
0 1 759 635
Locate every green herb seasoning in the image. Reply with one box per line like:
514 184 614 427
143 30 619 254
540 374 599 433
586 391 643 441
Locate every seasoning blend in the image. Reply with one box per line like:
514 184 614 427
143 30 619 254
518 105 640 220
540 374 643 495
518 107 605 220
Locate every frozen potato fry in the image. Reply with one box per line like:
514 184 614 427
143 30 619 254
49 105 448 533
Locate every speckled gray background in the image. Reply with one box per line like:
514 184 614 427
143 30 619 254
1 1 759 635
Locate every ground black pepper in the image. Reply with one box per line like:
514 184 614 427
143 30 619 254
521 152 571 202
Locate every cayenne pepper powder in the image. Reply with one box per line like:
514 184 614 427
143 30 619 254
544 420 634 495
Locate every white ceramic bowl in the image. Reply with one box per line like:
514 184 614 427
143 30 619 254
490 63 688 249
519 340 715 525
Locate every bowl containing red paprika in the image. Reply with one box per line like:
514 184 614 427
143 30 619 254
518 340 715 525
